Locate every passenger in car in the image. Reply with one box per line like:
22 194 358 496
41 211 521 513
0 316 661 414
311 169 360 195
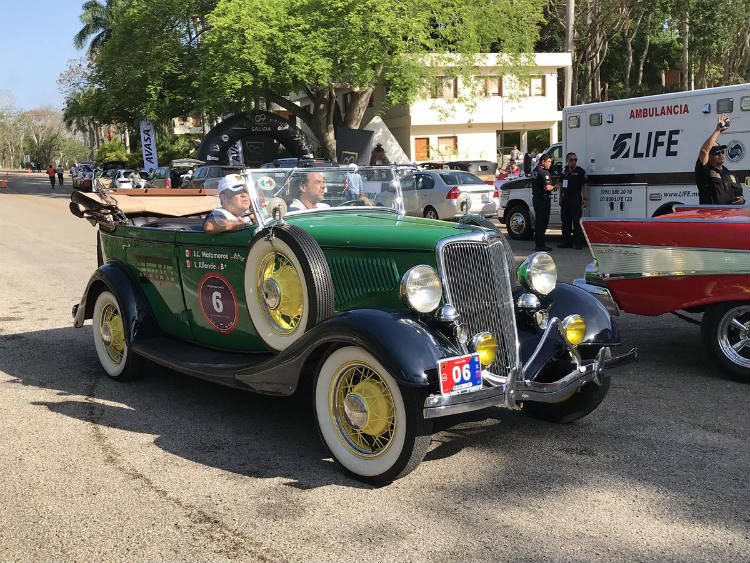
203 174 253 233
288 171 331 211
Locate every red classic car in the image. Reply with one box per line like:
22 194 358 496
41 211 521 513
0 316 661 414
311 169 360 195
575 205 750 381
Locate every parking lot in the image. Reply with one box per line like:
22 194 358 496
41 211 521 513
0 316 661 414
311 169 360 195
0 173 747 562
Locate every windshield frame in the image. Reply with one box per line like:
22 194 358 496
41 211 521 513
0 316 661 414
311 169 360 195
241 165 406 229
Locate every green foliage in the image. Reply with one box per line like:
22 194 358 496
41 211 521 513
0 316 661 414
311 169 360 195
156 133 200 164
96 139 128 163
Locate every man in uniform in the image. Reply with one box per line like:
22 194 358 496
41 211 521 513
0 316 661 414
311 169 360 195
531 152 555 251
695 113 745 205
558 152 588 249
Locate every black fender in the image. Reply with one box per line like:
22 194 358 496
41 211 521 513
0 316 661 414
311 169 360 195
73 261 160 344
516 282 622 380
542 282 621 346
234 308 461 394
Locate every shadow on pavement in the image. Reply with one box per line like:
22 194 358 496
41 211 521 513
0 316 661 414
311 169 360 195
0 321 747 532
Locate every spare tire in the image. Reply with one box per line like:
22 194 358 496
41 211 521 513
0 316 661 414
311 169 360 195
245 224 334 351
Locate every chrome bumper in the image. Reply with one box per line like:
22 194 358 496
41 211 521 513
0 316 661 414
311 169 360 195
423 315 637 419
573 278 619 316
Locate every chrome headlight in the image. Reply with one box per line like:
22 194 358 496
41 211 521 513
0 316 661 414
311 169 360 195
518 252 557 295
400 265 442 313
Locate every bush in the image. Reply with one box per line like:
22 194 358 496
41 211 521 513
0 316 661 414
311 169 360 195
96 140 128 164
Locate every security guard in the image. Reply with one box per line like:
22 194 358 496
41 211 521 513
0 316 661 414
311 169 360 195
531 152 555 251
696 113 746 205
558 152 588 249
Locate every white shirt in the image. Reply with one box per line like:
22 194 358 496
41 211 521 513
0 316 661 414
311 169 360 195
288 199 331 211
203 207 249 228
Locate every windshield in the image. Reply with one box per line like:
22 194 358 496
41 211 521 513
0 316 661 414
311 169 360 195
241 166 405 225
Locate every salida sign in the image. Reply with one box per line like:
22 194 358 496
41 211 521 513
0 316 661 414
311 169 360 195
610 129 680 160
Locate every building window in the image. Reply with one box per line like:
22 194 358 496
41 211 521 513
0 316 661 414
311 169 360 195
438 135 457 156
479 76 502 97
431 77 458 99
529 75 545 96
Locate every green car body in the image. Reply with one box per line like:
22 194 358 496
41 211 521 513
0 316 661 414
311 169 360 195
71 167 635 484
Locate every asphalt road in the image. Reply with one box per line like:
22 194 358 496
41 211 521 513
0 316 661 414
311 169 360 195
0 171 748 562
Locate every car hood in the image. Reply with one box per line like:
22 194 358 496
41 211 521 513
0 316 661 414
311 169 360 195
284 210 475 251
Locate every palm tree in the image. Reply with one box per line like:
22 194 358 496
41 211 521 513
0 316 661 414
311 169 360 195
73 0 122 56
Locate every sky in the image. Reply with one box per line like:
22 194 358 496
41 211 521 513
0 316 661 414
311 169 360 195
0 0 86 110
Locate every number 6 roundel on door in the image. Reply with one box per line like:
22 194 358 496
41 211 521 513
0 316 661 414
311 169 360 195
198 273 239 333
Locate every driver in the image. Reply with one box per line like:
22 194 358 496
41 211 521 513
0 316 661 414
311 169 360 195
203 174 253 233
289 171 331 211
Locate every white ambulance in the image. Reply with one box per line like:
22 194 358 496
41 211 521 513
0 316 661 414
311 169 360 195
499 84 750 239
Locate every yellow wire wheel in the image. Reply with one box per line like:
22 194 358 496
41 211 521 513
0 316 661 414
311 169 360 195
314 346 433 484
245 225 334 351
99 302 125 365
329 361 396 458
256 250 304 334
92 290 142 380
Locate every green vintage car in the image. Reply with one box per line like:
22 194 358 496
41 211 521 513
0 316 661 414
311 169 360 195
70 166 636 485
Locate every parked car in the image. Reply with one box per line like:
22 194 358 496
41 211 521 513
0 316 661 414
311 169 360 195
147 159 205 189
106 169 145 190
420 160 498 184
400 169 498 220
73 163 95 191
69 166 635 484
575 204 749 382
183 165 245 190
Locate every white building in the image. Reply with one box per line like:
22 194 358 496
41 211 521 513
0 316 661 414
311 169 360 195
292 52 572 163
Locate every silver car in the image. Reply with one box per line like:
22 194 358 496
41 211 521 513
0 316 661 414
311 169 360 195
401 170 498 220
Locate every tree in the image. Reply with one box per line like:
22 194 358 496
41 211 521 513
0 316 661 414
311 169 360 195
24 108 66 167
74 0 124 56
199 0 543 160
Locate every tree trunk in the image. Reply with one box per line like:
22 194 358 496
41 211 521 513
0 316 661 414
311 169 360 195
681 14 689 91
124 127 130 153
623 33 633 96
343 89 374 129
636 27 651 88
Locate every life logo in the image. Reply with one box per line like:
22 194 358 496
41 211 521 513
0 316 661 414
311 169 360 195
610 129 680 159
726 140 745 163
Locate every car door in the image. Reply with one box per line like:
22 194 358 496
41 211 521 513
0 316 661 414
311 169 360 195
175 228 266 350
415 173 437 215
400 174 418 214
123 226 193 340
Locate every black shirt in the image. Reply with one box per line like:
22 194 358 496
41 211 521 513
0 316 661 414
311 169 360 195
531 165 553 200
694 159 744 204
561 165 587 200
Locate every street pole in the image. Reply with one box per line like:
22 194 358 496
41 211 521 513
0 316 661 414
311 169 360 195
564 0 575 107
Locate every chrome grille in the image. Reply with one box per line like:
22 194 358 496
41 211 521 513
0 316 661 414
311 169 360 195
439 236 519 377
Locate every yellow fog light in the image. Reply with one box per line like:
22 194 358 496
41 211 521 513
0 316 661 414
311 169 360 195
562 315 586 346
471 332 498 366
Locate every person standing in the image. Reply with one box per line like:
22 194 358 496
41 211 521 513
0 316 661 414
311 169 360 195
510 145 521 166
47 165 56 189
531 153 555 251
695 113 745 205
557 152 588 249
55 165 64 186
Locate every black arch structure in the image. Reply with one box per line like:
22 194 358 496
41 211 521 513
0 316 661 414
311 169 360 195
197 111 315 164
